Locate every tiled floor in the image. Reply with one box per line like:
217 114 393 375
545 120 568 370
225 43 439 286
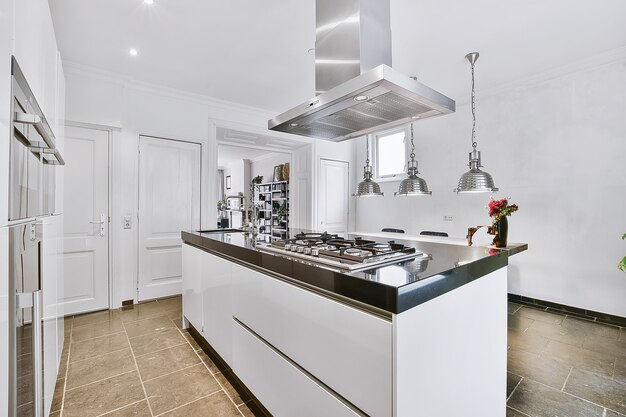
51 296 255 417
51 297 626 417
506 301 626 417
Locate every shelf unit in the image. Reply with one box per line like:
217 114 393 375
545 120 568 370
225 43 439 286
254 181 289 239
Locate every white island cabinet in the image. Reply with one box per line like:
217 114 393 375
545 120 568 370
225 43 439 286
182 241 508 417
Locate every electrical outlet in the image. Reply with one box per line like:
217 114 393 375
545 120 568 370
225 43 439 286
443 215 454 222
123 215 132 229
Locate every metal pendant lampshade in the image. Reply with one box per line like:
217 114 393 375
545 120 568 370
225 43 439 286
454 52 498 194
396 123 432 196
353 136 384 197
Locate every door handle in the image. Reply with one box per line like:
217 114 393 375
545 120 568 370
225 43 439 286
90 214 106 237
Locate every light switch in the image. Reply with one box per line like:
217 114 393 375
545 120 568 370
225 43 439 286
123 215 132 229
443 215 454 222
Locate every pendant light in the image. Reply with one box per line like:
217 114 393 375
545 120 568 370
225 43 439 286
353 135 384 197
395 123 431 196
453 52 498 194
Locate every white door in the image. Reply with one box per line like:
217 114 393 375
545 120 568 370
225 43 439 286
138 136 201 301
318 159 349 232
60 125 109 315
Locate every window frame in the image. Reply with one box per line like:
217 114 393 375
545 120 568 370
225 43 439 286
371 125 409 181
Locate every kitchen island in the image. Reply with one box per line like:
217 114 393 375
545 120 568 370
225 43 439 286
181 230 526 417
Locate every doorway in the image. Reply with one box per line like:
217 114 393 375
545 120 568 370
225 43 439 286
137 136 201 301
60 125 110 315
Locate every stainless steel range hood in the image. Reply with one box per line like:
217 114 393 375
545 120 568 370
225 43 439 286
268 0 455 141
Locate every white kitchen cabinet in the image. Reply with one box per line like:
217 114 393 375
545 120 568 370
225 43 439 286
233 266 392 417
202 252 234 365
182 244 204 332
182 244 233 366
233 320 361 417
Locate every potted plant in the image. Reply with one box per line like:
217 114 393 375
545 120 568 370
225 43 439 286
617 233 626 272
487 198 519 248
253 175 263 184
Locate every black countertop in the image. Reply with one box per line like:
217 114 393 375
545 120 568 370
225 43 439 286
182 229 527 315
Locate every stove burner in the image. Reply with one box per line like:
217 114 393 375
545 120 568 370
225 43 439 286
372 243 392 252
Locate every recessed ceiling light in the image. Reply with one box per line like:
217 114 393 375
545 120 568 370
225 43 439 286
129 48 138 56
354 95 369 102
289 123 299 127
144 0 154 4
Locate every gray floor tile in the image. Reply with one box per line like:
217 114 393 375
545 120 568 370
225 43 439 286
508 302 522 315
69 332 130 362
506 407 530 417
564 368 626 414
517 306 564 325
582 335 626 359
527 320 588 347
161 391 242 417
124 315 176 338
508 328 550 355
66 348 136 390
507 348 572 390
100 400 152 416
507 372 522 398
543 339 616 378
561 317 620 340
135 343 200 381
508 315 534 332
508 378 604 417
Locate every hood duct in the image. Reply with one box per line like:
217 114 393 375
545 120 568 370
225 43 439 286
269 0 455 141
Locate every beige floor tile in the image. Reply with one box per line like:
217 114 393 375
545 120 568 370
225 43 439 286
508 315 534 333
71 320 125 342
70 332 130 362
129 327 186 356
124 315 175 338
197 349 226 374
66 348 136 389
606 410 626 417
583 334 626 358
564 368 626 414
508 329 549 355
162 391 242 417
508 378 604 417
100 400 152 416
517 306 564 325
182 330 202 351
527 320 587 347
506 407 530 417
63 371 145 417
507 372 522 398
543 339 616 378
561 317 621 340
119 301 170 323
144 363 220 415
73 309 121 327
507 348 571 390
508 302 522 315
215 372 249 406
614 356 626 384
136 344 200 381
51 378 64 412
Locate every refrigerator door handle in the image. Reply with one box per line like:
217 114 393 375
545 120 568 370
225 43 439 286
32 290 43 417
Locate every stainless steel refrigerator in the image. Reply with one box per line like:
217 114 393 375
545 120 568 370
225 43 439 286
8 56 64 417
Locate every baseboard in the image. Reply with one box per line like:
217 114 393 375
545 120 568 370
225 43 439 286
186 325 273 417
508 293 626 327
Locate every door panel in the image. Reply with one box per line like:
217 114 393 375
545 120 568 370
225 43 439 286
60 125 109 315
318 159 349 232
138 136 201 301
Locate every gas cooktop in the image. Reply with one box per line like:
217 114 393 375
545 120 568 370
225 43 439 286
258 232 423 271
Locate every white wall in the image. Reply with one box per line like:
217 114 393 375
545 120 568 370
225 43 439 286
250 153 291 184
64 63 277 307
355 51 626 317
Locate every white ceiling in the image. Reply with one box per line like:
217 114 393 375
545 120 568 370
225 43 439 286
50 0 626 112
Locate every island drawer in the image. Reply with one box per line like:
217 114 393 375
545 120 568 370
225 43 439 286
232 265 392 417
232 319 363 417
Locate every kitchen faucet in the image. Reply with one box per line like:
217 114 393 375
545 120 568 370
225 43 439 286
225 193 257 236
466 225 497 246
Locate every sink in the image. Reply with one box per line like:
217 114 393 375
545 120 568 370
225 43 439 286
198 228 244 233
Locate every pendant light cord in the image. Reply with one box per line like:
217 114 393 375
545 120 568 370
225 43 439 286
366 135 371 167
409 123 416 161
470 62 477 151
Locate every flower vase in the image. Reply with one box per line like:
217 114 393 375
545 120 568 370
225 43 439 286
492 216 508 248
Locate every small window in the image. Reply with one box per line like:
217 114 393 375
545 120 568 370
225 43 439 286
374 128 407 179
